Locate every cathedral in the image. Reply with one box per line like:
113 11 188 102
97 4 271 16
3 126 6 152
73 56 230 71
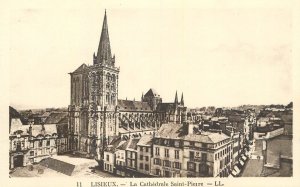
68 11 187 161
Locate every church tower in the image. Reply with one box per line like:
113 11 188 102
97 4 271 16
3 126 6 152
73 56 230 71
69 10 119 160
89 10 119 110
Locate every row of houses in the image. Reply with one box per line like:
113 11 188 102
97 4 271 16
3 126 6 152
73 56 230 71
103 122 248 177
9 106 69 169
256 109 293 136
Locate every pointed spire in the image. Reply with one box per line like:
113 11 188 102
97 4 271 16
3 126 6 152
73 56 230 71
141 92 144 101
174 91 178 104
180 92 184 106
95 10 112 65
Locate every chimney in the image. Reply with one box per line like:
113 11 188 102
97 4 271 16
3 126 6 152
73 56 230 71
41 123 45 135
29 123 32 137
28 118 34 126
187 122 196 135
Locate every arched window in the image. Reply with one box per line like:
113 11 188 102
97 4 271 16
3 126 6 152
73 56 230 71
111 74 115 82
106 73 111 81
106 94 109 104
111 95 114 105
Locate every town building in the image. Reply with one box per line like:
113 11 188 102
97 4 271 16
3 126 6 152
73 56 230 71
125 138 140 177
103 137 122 174
136 135 153 176
9 107 58 169
45 112 69 154
151 123 233 177
114 140 130 177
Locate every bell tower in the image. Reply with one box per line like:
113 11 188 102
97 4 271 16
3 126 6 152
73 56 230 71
90 10 119 110
69 10 120 159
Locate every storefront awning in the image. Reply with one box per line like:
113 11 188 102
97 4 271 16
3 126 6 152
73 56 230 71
231 170 237 176
239 160 245 166
234 166 241 174
242 155 248 161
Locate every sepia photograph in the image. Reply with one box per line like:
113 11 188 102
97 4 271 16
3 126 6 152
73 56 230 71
1 0 300 187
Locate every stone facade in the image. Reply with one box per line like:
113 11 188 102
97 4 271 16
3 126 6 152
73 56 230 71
9 107 57 169
151 123 233 177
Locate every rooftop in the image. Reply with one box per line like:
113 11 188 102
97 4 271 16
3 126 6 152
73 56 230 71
10 119 57 137
144 88 160 97
156 123 187 139
137 134 153 146
45 112 68 124
117 99 152 111
156 103 176 113
184 131 230 143
127 138 140 151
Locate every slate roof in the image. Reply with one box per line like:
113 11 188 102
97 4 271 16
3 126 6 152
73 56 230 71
127 138 140 151
9 118 27 135
9 119 57 137
156 123 230 144
118 99 152 111
144 88 160 97
156 103 175 113
116 140 130 150
105 136 122 153
184 131 230 144
31 124 57 137
137 134 153 146
73 63 88 73
45 112 68 124
9 106 26 126
156 123 187 139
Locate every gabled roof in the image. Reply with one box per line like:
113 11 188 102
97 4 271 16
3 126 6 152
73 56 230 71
31 124 57 137
9 118 27 135
118 99 152 111
45 112 68 124
144 88 160 97
137 135 153 146
184 132 230 144
156 103 175 113
127 138 140 151
73 63 88 73
9 121 57 137
116 140 130 150
105 136 122 153
9 106 25 126
156 123 187 139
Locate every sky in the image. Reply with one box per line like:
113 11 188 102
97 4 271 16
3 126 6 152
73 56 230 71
7 0 293 109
